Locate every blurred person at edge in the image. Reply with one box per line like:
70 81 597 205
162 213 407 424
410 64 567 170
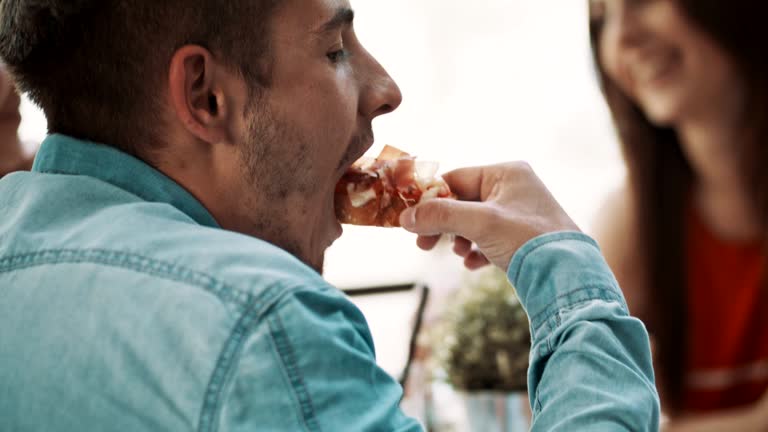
0 0 657 430
0 66 31 177
590 0 768 430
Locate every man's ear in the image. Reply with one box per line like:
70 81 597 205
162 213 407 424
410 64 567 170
168 45 231 145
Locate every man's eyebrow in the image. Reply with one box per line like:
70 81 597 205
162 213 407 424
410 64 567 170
314 8 355 34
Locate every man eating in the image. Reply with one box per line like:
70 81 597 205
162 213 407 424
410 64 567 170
0 0 659 430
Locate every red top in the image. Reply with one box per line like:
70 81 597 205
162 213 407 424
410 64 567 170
683 209 768 412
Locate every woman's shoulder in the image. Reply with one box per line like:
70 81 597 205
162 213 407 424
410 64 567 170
592 184 649 317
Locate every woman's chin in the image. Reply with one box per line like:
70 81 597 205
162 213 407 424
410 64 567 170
643 103 681 128
636 92 685 128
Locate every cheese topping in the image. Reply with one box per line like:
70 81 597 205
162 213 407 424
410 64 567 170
421 186 442 202
347 184 377 208
415 161 439 180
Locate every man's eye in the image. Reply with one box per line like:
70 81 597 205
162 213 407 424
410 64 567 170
327 48 349 64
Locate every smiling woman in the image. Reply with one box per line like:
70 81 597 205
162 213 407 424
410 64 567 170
589 0 768 427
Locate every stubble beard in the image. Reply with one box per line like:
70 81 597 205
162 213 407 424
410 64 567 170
239 101 327 273
238 101 373 275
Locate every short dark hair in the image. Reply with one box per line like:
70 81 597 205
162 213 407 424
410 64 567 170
0 0 279 156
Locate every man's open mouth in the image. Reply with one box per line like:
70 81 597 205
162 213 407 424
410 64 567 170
336 126 375 174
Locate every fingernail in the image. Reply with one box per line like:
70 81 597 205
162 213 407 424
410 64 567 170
400 208 416 229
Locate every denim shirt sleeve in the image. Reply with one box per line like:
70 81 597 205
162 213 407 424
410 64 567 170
217 286 422 432
508 232 660 431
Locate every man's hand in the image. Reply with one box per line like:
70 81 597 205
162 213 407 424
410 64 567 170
399 162 580 271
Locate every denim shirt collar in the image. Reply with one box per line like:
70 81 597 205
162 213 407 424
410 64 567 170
32 134 220 229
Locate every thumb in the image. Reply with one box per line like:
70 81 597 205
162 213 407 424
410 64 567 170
400 199 490 240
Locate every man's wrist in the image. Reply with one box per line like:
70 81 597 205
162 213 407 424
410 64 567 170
506 231 627 335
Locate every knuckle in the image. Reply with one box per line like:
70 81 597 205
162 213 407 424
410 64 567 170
433 202 452 227
422 200 457 231
498 161 535 181
499 161 518 171
514 160 533 174
416 201 441 224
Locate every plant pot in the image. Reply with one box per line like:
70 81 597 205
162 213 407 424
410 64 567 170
463 391 530 432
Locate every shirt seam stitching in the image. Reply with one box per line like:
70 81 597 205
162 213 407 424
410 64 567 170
0 248 328 432
530 286 624 337
268 311 321 432
197 285 293 432
267 317 315 432
0 248 258 307
508 233 595 283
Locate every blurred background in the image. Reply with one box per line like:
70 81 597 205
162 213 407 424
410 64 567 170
323 0 623 289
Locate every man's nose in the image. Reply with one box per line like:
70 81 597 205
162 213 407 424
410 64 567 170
360 56 403 119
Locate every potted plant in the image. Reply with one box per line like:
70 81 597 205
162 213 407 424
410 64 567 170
431 267 531 431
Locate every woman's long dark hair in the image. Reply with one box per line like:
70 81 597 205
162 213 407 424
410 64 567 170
589 0 768 413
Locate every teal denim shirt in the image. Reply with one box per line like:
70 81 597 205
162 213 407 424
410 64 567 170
0 135 659 431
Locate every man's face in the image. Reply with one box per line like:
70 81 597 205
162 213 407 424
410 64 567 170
236 0 402 271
